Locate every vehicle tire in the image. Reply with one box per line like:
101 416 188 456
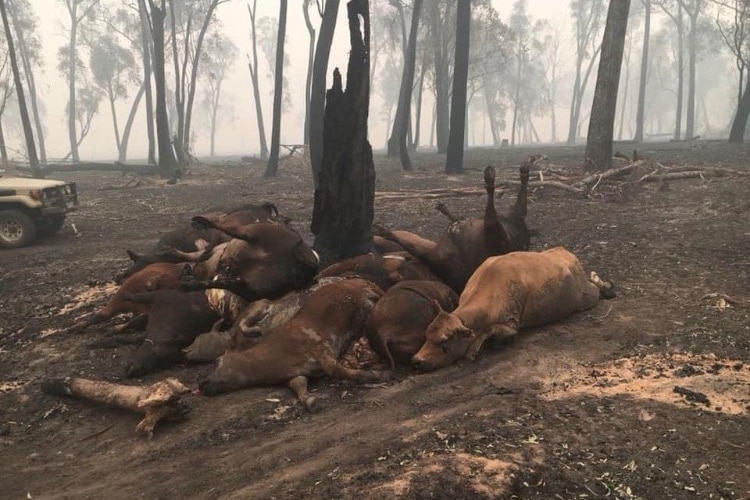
0 209 37 249
37 214 66 239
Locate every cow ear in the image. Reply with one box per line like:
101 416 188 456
295 243 320 268
457 325 474 339
126 250 141 262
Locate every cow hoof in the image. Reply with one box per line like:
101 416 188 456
304 396 320 413
483 166 495 188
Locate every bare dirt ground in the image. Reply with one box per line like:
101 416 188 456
1 141 748 499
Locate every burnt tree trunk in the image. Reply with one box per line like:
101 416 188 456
444 0 471 174
311 0 374 267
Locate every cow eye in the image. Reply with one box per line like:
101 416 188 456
441 345 450 355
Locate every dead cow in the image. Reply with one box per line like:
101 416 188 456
411 247 616 372
180 222 320 302
366 280 459 371
182 277 344 363
315 253 440 291
374 160 534 293
119 202 286 282
71 262 188 333
125 290 224 377
198 278 391 412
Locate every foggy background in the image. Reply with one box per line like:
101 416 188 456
0 0 738 162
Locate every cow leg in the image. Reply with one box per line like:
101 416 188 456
112 314 149 334
483 166 510 243
589 271 616 299
371 226 441 269
513 158 532 218
316 353 393 383
464 332 491 361
435 202 462 223
287 376 319 413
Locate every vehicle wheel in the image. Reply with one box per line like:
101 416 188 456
0 210 37 249
37 214 66 239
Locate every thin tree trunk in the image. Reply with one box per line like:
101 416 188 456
138 0 156 165
617 35 631 140
118 81 145 163
634 0 650 141
264 0 287 178
302 0 315 145
0 118 8 167
410 60 426 151
168 0 184 159
247 0 268 160
67 1 79 163
388 0 422 169
0 0 39 176
107 85 121 153
674 4 684 140
432 1 450 154
209 79 222 156
445 0 470 174
309 0 340 187
8 3 46 163
183 0 222 153
685 8 697 138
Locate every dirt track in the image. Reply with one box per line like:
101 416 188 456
1 142 748 499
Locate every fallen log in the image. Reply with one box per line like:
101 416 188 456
639 170 743 182
20 162 159 175
41 377 190 438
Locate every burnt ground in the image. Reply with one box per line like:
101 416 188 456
0 141 748 499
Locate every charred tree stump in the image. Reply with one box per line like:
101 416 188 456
311 0 374 267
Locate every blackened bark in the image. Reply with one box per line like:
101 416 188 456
445 0 471 174
264 0 288 178
387 0 422 169
309 0 340 188
729 74 750 143
431 1 450 154
585 0 630 171
0 0 39 177
148 0 178 178
66 1 79 163
0 119 7 167
311 0 374 267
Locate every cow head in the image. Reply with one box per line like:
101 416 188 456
411 300 474 371
126 342 181 378
197 353 250 396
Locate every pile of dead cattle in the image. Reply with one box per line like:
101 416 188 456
45 157 615 437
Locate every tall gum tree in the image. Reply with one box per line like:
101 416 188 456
585 0 631 171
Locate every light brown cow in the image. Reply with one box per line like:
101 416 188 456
198 278 391 412
411 247 615 371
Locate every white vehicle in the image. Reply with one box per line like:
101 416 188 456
0 175 79 248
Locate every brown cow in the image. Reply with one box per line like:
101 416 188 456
411 247 616 371
315 253 440 291
71 262 188 333
119 202 286 282
179 223 320 302
125 290 221 377
182 278 345 362
198 278 391 412
374 159 534 293
365 280 459 371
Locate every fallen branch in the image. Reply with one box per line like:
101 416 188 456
98 178 143 191
641 169 749 182
41 377 190 438
574 160 645 188
501 179 585 195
